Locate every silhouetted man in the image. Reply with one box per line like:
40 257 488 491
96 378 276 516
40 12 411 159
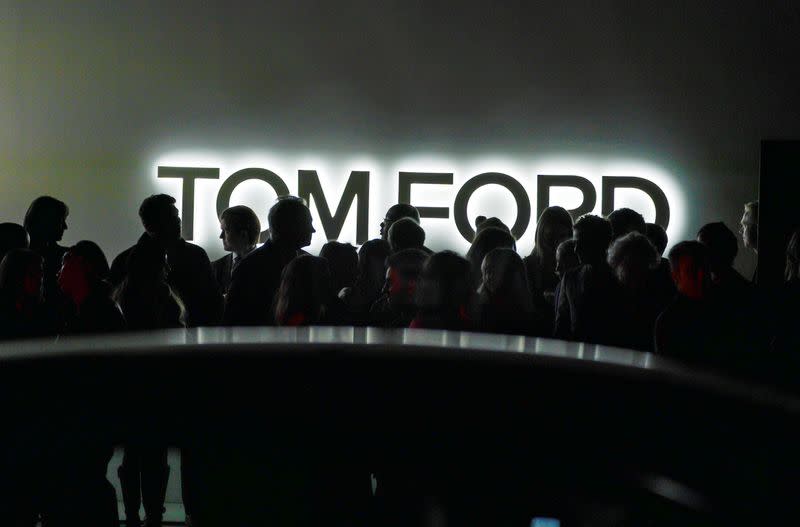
0 222 29 265
370 248 427 327
213 205 261 295
697 222 752 299
740 200 758 282
223 196 315 325
608 207 646 240
109 194 222 327
387 218 426 253
555 214 623 345
380 204 421 241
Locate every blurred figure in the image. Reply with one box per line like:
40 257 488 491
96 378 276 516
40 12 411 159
466 227 516 287
555 215 622 345
608 207 646 240
555 239 579 281
0 249 45 340
524 206 573 323
478 248 541 336
339 239 391 324
24 196 70 333
224 196 315 325
370 248 428 327
387 218 425 253
110 194 221 327
380 204 421 241
474 216 511 238
411 251 475 330
213 205 261 296
320 241 358 297
58 241 125 334
113 242 183 527
274 255 343 325
607 233 668 351
0 222 29 264
740 200 758 281
697 222 751 298
645 223 668 257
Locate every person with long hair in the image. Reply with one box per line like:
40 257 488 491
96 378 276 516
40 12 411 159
410 251 475 331
339 239 391 324
478 248 542 336
466 227 516 288
274 255 342 326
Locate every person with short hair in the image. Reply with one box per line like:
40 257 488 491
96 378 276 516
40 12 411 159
387 218 426 253
607 207 646 240
645 223 668 256
740 200 759 281
110 194 222 327
380 204 421 241
410 251 475 330
223 196 316 325
24 196 69 300
697 222 752 299
478 248 543 336
213 205 261 295
319 241 358 297
474 216 511 238
370 248 428 327
0 222 29 265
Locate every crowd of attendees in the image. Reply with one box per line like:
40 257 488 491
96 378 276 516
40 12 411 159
0 191 795 526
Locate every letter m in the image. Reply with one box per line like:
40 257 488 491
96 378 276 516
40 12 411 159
298 170 370 243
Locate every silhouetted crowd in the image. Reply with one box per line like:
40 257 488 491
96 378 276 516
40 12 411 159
1 193 794 525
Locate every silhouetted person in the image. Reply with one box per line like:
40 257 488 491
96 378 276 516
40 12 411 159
58 241 125 334
697 222 752 300
113 243 183 527
410 251 475 330
0 249 46 340
524 206 573 324
478 248 542 336
740 200 758 281
274 255 344 325
380 204 421 241
555 215 623 345
773 228 800 359
0 222 29 264
608 207 646 240
388 217 426 253
213 205 261 296
474 216 511 238
24 196 69 333
466 227 516 288
370 248 428 327
553 238 579 313
224 196 315 325
646 223 668 257
320 241 358 297
339 239 391 324
607 232 668 351
110 194 221 327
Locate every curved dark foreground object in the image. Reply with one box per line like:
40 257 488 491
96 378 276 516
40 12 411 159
0 327 797 526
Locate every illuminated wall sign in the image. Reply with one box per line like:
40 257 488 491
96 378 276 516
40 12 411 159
153 153 685 255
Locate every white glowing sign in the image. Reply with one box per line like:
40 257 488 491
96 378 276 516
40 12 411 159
153 152 685 255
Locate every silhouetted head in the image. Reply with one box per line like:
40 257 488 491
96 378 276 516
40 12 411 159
24 196 69 245
268 196 315 249
696 222 738 274
0 248 43 302
467 227 516 284
668 241 710 300
388 217 426 253
555 239 579 279
480 248 531 305
58 241 110 305
785 228 800 282
415 251 474 320
475 216 511 239
355 239 391 295
384 248 428 307
274 255 333 325
607 232 659 290
219 205 261 254
740 201 758 250
0 223 29 264
532 206 573 260
380 204 420 240
573 215 612 266
139 194 181 243
608 208 646 240
320 241 358 294
645 223 668 256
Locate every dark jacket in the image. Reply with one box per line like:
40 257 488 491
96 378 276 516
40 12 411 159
554 263 625 346
110 234 222 327
61 288 126 335
211 253 234 296
223 239 301 326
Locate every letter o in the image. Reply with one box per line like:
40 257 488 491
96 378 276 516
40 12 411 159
453 173 531 241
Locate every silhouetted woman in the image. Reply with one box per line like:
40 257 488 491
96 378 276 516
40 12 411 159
339 239 391 323
477 248 542 336
23 196 69 307
524 206 573 304
0 248 46 340
466 227 516 288
113 244 184 527
274 255 343 325
410 251 475 330
58 241 125 334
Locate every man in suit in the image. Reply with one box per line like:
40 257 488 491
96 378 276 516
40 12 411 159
109 194 222 327
223 196 315 325
212 206 261 296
